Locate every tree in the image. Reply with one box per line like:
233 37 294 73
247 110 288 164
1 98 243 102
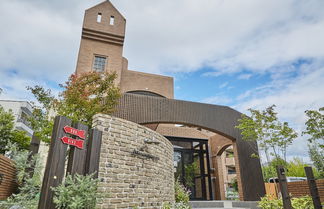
0 106 15 153
303 107 323 148
303 107 324 177
57 72 120 126
308 143 324 178
236 105 298 163
0 106 31 154
27 72 120 142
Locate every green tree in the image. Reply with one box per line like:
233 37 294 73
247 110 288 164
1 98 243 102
27 72 120 142
303 107 324 177
262 157 287 182
0 106 15 153
236 105 298 163
308 143 324 178
0 106 31 154
303 107 324 148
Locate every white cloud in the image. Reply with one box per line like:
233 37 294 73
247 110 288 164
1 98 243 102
238 73 253 80
201 95 232 106
234 62 324 160
219 82 229 89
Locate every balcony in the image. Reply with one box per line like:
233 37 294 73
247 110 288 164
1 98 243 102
225 157 235 166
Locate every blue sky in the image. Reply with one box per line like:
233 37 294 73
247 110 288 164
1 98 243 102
0 0 323 162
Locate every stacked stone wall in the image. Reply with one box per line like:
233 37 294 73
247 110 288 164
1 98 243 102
93 114 175 209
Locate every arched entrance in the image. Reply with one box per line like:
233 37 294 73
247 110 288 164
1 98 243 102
113 93 265 201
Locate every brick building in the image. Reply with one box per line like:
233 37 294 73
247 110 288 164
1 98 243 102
74 0 265 201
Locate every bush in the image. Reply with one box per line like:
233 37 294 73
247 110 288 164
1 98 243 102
162 202 191 209
0 143 42 209
258 195 314 209
52 173 100 209
174 179 190 204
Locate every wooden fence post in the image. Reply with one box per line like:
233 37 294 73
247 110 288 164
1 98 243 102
26 135 40 178
277 165 292 209
38 116 71 209
85 129 102 178
304 167 322 209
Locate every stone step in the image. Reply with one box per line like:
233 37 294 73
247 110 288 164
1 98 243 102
197 208 248 209
189 201 260 209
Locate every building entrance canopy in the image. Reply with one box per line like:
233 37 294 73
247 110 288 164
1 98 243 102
113 93 265 201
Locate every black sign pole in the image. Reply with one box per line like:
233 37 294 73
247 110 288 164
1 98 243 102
276 165 292 209
304 167 322 209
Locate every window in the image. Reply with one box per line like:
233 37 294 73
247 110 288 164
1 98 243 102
110 16 115 25
97 13 102 23
93 56 106 72
228 167 236 174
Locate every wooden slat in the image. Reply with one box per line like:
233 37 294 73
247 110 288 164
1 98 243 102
38 116 71 209
85 129 102 178
0 154 18 200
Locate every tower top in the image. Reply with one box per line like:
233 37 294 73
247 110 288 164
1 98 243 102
83 1 126 37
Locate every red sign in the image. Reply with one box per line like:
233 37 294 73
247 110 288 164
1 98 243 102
63 126 86 139
61 136 84 149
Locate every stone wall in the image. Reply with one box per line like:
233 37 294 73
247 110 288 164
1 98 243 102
93 114 175 209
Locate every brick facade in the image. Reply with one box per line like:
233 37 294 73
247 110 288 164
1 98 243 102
93 114 175 209
288 180 324 202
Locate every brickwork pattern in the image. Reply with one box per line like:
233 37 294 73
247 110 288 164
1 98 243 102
93 114 175 209
0 155 18 200
288 179 324 202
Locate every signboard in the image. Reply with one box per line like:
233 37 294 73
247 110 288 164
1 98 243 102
61 136 84 149
63 126 86 139
60 126 86 149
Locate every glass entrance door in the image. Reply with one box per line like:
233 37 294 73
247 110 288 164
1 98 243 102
168 136 213 200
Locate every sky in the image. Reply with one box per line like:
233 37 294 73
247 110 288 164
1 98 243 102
0 0 323 162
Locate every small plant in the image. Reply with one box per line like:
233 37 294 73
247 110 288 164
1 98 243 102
174 179 190 204
52 173 100 209
258 195 283 209
291 196 314 209
258 195 314 209
162 202 191 209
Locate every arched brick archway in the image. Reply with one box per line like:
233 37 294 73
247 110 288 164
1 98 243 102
113 93 265 201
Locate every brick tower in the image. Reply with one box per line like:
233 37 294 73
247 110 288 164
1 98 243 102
75 1 126 84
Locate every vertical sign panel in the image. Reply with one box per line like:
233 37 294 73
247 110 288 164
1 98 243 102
85 129 102 178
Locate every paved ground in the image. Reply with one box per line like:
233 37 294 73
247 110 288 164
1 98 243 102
189 201 261 209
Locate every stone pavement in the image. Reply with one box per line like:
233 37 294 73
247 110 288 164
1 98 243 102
190 201 261 209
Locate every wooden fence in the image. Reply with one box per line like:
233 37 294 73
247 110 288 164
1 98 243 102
265 179 324 202
0 155 18 200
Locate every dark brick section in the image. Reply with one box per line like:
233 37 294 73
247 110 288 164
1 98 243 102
288 179 324 202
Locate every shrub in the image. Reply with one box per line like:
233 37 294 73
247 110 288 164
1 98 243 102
0 143 42 209
258 195 314 209
174 179 190 204
291 196 314 209
162 202 191 209
52 173 100 209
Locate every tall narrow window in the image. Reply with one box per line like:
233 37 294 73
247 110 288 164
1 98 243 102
110 16 115 25
97 13 102 23
93 56 107 72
